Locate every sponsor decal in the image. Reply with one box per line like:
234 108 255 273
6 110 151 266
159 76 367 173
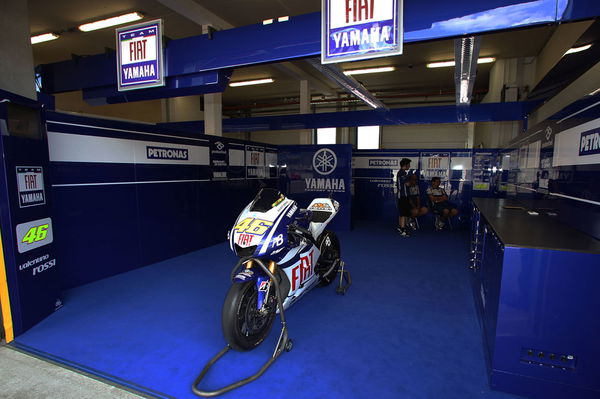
259 280 269 291
215 141 225 151
237 233 253 246
313 148 337 175
579 129 600 156
305 177 346 192
309 202 333 211
16 218 53 254
146 146 189 160
291 250 314 291
369 159 398 167
16 167 46 208
234 269 254 282
286 204 298 218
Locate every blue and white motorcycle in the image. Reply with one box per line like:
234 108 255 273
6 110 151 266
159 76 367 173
192 188 350 397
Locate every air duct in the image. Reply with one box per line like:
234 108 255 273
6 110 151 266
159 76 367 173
307 58 387 110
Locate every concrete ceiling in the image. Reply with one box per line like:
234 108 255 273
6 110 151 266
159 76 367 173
28 0 557 113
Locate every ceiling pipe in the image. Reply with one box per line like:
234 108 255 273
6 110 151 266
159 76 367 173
306 58 387 110
223 89 489 111
454 36 482 105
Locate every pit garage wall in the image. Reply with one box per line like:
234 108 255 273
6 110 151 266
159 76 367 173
353 149 502 225
46 112 278 289
502 96 600 239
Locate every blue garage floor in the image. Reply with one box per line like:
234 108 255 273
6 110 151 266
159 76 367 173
13 222 523 399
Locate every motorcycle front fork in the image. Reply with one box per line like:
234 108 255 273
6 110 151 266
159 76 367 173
246 259 277 311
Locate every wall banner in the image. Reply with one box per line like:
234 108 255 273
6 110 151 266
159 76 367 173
116 19 165 91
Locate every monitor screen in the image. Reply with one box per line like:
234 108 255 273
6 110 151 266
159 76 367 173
6 103 43 140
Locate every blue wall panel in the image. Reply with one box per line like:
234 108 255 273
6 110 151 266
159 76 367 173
52 185 141 288
46 112 277 289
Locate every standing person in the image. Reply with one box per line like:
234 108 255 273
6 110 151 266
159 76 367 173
427 177 459 230
395 158 412 237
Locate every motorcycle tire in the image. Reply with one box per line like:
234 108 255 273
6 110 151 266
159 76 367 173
221 280 276 351
316 230 341 286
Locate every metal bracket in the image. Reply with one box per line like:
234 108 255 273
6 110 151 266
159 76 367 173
192 258 291 397
336 260 352 295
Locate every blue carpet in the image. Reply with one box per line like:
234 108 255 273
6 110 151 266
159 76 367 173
14 222 523 399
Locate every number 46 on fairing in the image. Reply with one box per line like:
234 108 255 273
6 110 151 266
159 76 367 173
233 218 273 235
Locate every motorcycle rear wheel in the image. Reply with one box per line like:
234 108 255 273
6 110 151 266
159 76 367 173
316 230 341 286
222 280 276 351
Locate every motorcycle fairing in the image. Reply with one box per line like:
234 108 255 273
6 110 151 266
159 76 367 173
229 198 298 262
307 198 340 238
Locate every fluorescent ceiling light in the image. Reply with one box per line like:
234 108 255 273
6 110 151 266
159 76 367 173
426 57 495 68
564 44 592 55
229 78 274 87
459 79 470 104
343 66 395 76
262 19 274 25
278 16 289 22
78 12 144 32
31 33 59 44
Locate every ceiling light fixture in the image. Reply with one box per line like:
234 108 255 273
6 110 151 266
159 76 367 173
427 57 495 68
78 12 144 32
31 33 59 44
229 78 274 87
278 16 289 22
262 19 274 25
343 66 395 76
564 44 592 55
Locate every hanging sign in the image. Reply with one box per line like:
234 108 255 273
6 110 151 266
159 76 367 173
322 0 403 64
116 19 165 91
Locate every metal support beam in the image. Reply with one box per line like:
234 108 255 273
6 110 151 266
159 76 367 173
530 60 600 126
533 20 593 89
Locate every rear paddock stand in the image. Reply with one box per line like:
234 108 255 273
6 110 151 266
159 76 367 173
336 260 352 295
191 258 291 397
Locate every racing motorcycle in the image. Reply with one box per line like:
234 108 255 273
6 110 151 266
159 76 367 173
223 187 344 350
192 188 350 397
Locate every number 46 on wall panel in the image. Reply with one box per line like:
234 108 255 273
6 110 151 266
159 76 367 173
21 224 49 244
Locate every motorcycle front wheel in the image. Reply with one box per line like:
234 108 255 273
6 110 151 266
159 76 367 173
221 280 276 351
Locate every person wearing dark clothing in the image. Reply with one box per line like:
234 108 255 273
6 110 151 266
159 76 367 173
396 158 412 237
408 174 428 219
427 177 458 230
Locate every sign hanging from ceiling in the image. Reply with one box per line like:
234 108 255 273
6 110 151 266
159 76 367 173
116 19 165 91
322 0 403 64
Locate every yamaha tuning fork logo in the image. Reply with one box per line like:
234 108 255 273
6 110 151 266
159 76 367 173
313 148 338 175
306 148 345 192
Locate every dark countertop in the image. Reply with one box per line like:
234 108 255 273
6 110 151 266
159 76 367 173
473 198 600 254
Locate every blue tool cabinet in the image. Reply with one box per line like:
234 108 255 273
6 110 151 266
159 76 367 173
470 198 600 399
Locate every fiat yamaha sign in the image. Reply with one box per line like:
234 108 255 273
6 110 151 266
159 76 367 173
322 0 403 64
116 19 165 91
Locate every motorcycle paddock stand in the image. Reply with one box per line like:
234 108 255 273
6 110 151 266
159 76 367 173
336 260 352 295
192 258 292 397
